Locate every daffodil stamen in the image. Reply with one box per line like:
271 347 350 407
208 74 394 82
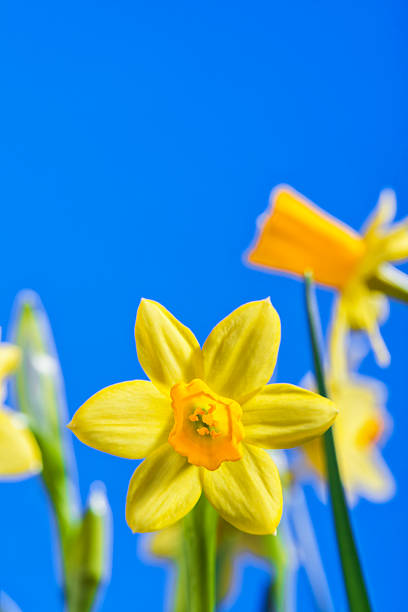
168 379 244 471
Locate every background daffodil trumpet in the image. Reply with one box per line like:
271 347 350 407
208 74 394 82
246 185 408 365
68 298 336 535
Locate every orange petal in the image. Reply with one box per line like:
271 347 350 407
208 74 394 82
246 185 365 289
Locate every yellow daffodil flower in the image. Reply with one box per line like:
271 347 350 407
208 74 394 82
68 299 336 534
303 374 394 505
246 185 408 365
0 342 42 479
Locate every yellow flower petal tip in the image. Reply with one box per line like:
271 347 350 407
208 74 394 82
0 409 42 479
202 298 281 402
246 185 365 289
135 298 202 394
242 383 337 450
0 343 22 379
0 341 41 480
202 445 283 535
67 380 173 459
125 443 202 533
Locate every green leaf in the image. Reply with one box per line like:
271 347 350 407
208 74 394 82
10 290 79 538
304 273 371 612
66 482 111 612
9 291 111 612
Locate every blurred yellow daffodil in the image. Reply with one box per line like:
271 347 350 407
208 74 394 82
0 342 42 479
68 299 336 534
247 185 408 365
303 374 394 505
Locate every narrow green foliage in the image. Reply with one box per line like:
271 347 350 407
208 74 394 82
262 533 288 612
10 291 110 612
304 273 371 612
66 483 110 612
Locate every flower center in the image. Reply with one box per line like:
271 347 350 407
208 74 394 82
168 379 244 471
355 416 384 448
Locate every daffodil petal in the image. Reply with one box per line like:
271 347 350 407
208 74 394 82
0 344 21 380
135 299 202 394
126 443 202 532
382 221 408 261
367 324 390 368
68 381 173 459
202 300 281 402
347 449 395 503
202 444 282 534
0 407 42 479
242 383 337 448
363 189 396 239
148 523 181 559
329 301 349 381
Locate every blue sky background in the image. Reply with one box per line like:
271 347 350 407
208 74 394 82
0 1 407 610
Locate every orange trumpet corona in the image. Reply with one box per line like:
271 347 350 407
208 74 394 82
168 379 244 471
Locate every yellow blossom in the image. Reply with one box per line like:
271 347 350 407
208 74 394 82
68 299 336 534
0 342 42 479
246 185 408 365
303 374 394 505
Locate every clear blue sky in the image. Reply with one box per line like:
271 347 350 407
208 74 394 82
0 1 407 610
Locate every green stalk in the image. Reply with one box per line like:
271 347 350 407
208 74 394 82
174 554 188 612
304 273 371 612
182 495 217 612
263 533 289 612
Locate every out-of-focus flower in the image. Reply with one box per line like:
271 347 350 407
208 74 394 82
10 291 111 612
246 185 408 365
303 374 394 505
10 291 79 524
0 342 41 479
69 299 336 534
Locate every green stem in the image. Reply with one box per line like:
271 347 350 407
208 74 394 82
174 556 188 612
263 533 289 612
304 273 371 612
291 484 333 612
182 495 217 612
